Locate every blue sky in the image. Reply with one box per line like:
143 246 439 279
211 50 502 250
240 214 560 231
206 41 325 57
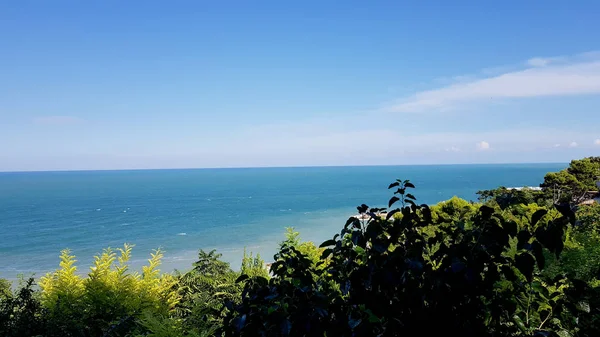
1 1 599 171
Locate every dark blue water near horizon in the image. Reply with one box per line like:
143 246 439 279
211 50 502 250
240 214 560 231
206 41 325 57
0 163 566 279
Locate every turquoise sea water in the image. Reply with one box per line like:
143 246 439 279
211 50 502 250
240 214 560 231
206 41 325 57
0 164 565 279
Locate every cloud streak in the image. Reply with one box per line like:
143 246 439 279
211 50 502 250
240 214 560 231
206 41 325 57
389 52 600 113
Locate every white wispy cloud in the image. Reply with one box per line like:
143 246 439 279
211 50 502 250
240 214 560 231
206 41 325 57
33 116 84 125
389 51 600 113
527 57 553 67
476 141 490 151
569 141 578 148
445 146 461 152
594 139 600 146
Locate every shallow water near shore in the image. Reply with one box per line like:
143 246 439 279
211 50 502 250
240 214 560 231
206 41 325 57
0 164 565 279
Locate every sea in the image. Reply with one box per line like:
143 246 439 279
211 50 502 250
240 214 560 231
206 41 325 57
0 164 566 280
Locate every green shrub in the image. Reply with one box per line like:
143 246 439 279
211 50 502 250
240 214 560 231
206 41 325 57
175 249 240 335
0 278 47 337
241 249 269 279
225 180 591 337
279 227 325 270
38 244 179 337
0 278 11 297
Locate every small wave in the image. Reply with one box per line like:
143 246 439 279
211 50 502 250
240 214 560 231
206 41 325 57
207 198 212 201
96 208 101 211
177 233 187 236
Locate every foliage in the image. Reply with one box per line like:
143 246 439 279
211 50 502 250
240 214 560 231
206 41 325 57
477 187 547 209
171 248 268 336
576 203 600 232
225 180 593 337
241 249 269 279
542 204 600 310
556 217 600 337
135 311 212 337
0 279 11 298
429 196 479 222
279 227 325 269
223 233 336 336
176 249 242 335
0 278 47 337
541 157 600 205
37 244 179 337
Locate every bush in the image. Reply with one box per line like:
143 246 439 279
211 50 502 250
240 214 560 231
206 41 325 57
241 249 269 279
225 180 591 337
176 249 241 335
38 244 179 337
0 278 10 297
0 278 47 337
279 228 325 270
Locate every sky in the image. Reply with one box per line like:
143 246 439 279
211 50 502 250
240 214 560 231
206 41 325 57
1 1 600 171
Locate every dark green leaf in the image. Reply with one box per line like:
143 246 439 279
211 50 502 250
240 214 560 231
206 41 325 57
513 315 526 332
321 248 333 259
315 307 328 317
405 193 416 200
531 209 548 227
517 230 532 248
235 314 247 332
515 252 535 282
372 240 388 253
386 209 400 220
405 182 415 188
319 239 336 248
345 217 359 229
421 206 432 223
389 196 400 208
388 182 400 189
451 262 466 273
555 203 576 225
235 274 250 283
280 319 291 336
503 220 518 237
357 204 369 214
351 231 362 246
531 240 545 270
479 205 495 218
348 318 362 329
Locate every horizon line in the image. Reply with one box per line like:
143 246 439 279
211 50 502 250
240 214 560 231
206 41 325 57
0 161 568 174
